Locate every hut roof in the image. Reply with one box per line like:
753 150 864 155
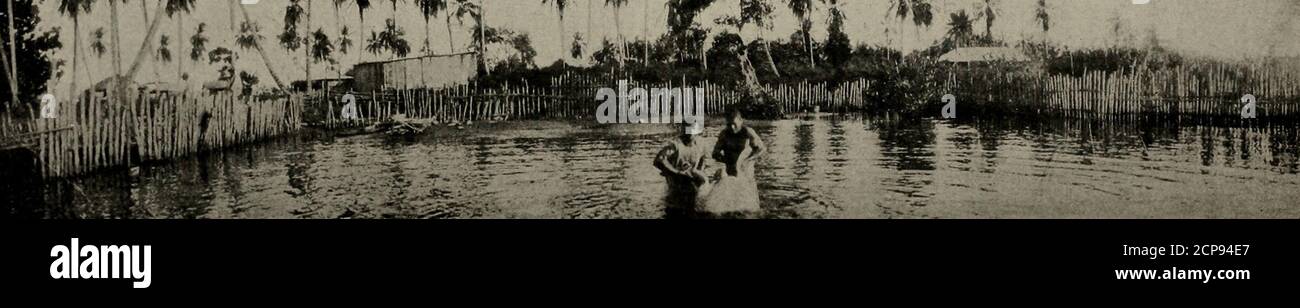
352 51 478 68
92 76 138 90
938 47 1031 63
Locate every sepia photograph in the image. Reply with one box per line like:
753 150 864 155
2 0 1299 219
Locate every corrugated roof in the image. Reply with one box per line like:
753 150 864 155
354 51 479 66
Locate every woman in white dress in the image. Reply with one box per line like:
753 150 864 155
701 109 766 213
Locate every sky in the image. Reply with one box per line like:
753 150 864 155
29 0 1300 94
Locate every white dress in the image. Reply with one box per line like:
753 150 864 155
700 145 761 213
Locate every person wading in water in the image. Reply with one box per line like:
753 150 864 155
655 123 710 216
701 108 766 213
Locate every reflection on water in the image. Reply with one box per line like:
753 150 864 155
8 116 1300 219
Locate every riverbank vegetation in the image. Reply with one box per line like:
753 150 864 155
4 0 1299 122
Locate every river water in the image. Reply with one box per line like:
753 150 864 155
11 115 1300 219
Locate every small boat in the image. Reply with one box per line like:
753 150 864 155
329 114 429 138
376 114 427 137
332 124 383 137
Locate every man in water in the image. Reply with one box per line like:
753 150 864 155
655 123 710 211
712 109 766 176
697 109 767 214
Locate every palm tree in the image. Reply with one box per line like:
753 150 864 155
236 6 288 90
331 0 350 61
946 10 974 47
605 0 627 68
586 0 592 60
543 0 568 65
58 0 95 98
91 27 108 59
155 35 171 62
977 0 996 40
570 32 584 60
785 0 814 67
311 29 335 64
306 0 314 93
382 18 412 58
280 0 304 51
666 0 716 69
912 1 932 27
4 0 16 101
337 25 354 57
886 0 932 50
479 0 486 71
108 0 123 100
165 0 195 82
366 19 411 60
823 0 851 67
418 0 447 55
137 0 150 30
641 0 648 65
442 0 458 53
189 22 207 65
745 0 780 77
452 0 483 68
365 31 385 57
1035 0 1049 40
356 0 372 62
124 0 178 83
154 34 171 80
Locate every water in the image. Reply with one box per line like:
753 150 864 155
9 115 1300 219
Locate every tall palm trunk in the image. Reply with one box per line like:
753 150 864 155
228 0 235 32
358 9 366 63
424 15 431 54
306 0 313 93
614 7 623 68
80 41 96 90
6 0 17 102
0 42 15 107
124 1 170 81
335 2 344 80
229 0 241 91
334 2 342 79
700 40 706 70
444 13 455 53
141 0 155 82
761 28 779 78
641 0 647 64
334 2 341 47
177 16 184 82
804 22 814 67
109 0 123 101
238 3 288 90
802 1 815 68
479 0 488 73
586 0 591 61
556 9 564 65
71 17 80 99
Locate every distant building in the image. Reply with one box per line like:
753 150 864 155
292 77 353 93
349 52 478 92
938 47 1032 64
